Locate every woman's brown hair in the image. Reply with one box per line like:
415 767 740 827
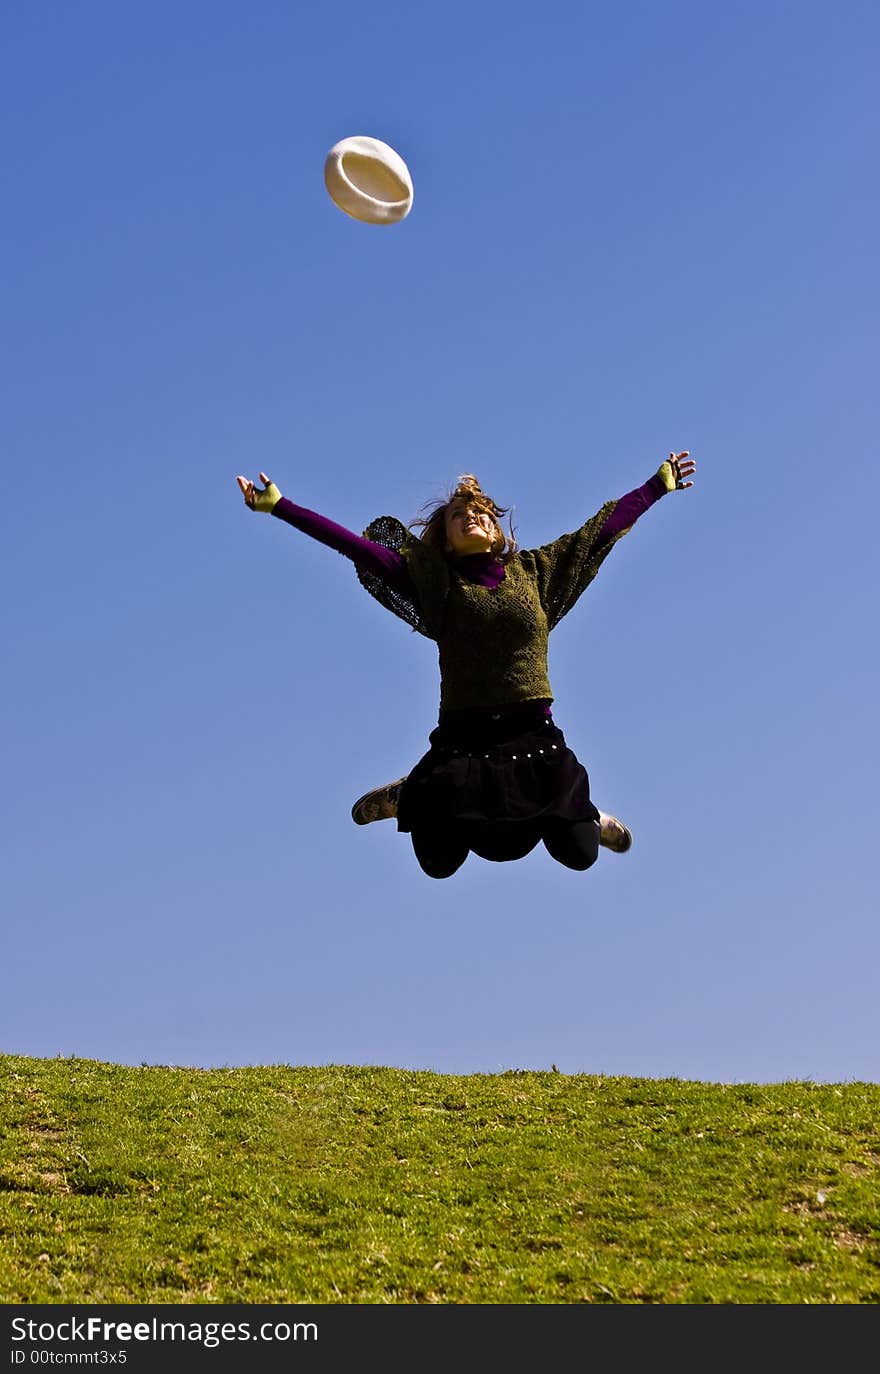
409 474 517 560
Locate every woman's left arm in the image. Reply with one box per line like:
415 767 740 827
530 452 696 631
596 451 696 549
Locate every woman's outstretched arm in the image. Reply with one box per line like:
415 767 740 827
235 472 414 596
595 451 696 549
529 451 697 630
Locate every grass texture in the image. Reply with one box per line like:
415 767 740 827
1 1055 878 1304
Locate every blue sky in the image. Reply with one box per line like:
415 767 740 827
3 1 877 1084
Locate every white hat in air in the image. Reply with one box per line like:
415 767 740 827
324 135 414 225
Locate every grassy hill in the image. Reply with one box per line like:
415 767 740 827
1 1054 878 1304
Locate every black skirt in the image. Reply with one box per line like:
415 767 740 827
396 701 599 836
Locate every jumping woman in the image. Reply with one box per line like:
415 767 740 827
236 452 696 878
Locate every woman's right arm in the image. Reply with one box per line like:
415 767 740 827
235 473 414 596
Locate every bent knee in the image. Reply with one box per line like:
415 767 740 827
557 850 598 872
411 830 469 879
542 821 600 871
418 857 465 879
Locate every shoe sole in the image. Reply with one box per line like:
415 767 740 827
351 779 407 826
598 816 633 853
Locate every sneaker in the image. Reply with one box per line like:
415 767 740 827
351 777 407 826
597 811 633 853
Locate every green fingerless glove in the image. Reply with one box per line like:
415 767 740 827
656 460 677 493
250 481 282 513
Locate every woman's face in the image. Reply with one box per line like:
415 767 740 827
443 499 499 556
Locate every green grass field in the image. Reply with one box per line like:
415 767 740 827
1 1054 878 1304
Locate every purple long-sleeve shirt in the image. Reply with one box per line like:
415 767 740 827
270 473 668 596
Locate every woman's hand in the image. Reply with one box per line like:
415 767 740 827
236 471 282 513
657 451 696 492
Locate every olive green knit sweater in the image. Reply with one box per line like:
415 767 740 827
358 499 625 713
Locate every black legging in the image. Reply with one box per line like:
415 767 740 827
411 819 600 880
